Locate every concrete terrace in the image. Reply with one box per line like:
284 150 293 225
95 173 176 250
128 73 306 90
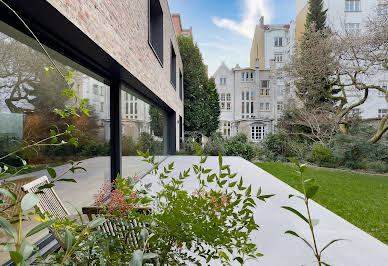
8 156 388 265
141 156 388 266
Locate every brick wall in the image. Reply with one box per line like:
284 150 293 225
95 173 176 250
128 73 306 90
47 0 184 148
172 14 182 36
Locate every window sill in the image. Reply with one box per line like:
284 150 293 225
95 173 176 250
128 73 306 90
344 10 362 13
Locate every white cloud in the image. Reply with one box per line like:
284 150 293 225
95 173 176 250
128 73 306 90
198 41 241 53
212 0 272 39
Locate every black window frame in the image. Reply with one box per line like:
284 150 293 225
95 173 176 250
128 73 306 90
179 69 183 100
170 41 176 89
148 0 164 67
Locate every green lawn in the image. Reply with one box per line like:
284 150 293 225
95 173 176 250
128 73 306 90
256 162 388 244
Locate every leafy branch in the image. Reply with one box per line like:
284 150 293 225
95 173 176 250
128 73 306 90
283 158 345 266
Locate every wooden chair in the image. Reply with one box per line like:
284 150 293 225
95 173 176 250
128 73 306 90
22 176 69 219
1 176 36 219
82 206 152 249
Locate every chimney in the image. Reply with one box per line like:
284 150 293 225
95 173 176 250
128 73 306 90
259 16 264 29
254 58 260 68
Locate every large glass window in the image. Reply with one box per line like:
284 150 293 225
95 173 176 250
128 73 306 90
121 84 166 179
0 26 110 219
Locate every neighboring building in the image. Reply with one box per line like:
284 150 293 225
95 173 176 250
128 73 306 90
213 62 293 142
250 17 296 69
172 14 193 38
80 75 152 142
295 0 388 119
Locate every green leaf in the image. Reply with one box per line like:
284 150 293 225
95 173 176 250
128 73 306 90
64 229 74 251
0 216 17 240
288 158 300 168
57 178 77 183
258 194 275 202
0 188 16 202
218 251 229 261
25 219 56 238
281 206 309 224
256 187 262 197
200 155 208 164
234 257 243 264
320 239 346 254
245 185 252 197
50 129 56 136
306 185 319 199
38 184 54 190
46 167 56 179
207 174 215 182
228 181 237 188
21 193 40 211
87 217 106 229
218 153 223 167
194 142 199 153
129 249 143 266
285 230 314 252
321 262 331 266
10 251 23 264
20 240 34 259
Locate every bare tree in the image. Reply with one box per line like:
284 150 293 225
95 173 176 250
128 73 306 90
287 13 388 143
278 101 337 145
0 33 67 114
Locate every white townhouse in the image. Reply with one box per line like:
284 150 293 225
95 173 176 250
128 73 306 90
213 62 293 142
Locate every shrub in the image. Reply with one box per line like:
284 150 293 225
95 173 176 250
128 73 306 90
137 132 163 155
182 137 196 154
225 133 259 161
204 132 226 155
312 144 334 166
0 138 24 167
79 142 110 157
122 136 138 156
261 132 294 161
331 134 388 169
366 161 388 174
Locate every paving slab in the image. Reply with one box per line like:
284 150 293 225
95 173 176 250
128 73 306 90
140 156 388 266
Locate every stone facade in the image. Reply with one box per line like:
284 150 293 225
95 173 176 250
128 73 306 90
46 0 184 149
213 63 293 142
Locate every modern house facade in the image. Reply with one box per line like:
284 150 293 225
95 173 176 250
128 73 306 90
0 0 184 183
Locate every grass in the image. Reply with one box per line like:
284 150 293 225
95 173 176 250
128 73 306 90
256 162 388 244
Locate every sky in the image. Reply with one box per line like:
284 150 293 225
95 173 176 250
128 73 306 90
168 0 296 76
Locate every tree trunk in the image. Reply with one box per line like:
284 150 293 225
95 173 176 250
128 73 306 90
338 123 350 135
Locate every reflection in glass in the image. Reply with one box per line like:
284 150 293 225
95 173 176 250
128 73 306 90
0 29 110 220
121 86 166 179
